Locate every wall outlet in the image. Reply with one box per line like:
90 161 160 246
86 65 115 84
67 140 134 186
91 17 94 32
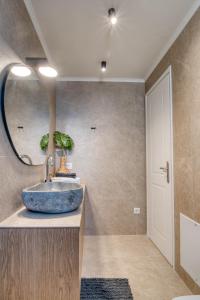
134 208 140 215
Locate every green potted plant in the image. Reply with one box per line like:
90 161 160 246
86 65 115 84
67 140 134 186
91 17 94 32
40 131 74 174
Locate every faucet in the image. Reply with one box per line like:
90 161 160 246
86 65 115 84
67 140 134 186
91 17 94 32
45 154 55 182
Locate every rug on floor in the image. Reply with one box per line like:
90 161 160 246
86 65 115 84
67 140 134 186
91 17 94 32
81 278 133 299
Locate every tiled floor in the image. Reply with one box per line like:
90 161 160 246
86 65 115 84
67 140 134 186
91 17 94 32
82 235 191 300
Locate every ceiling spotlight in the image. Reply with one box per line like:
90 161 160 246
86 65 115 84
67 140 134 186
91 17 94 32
101 61 107 72
11 65 31 77
108 8 117 25
38 66 58 78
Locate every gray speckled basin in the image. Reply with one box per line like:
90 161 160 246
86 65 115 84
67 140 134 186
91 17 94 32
22 182 83 213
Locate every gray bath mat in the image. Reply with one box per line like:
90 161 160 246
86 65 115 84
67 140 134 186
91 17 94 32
81 278 133 299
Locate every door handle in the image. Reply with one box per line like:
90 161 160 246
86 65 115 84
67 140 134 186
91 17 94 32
160 161 170 183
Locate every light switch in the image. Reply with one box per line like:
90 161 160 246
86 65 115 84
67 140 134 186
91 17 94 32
134 208 140 215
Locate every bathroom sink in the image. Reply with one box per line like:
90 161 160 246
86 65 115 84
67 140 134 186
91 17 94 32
22 182 83 213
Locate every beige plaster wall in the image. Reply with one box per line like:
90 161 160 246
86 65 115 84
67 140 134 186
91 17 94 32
145 8 200 294
0 0 46 222
56 81 146 235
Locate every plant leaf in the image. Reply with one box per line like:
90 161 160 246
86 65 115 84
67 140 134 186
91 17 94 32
40 131 74 151
53 131 74 151
40 133 49 151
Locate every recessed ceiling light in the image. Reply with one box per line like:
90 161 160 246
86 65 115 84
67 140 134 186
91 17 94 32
101 61 107 72
38 66 58 78
108 8 117 25
11 65 31 77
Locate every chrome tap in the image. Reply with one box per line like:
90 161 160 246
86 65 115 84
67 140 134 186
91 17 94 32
45 154 54 182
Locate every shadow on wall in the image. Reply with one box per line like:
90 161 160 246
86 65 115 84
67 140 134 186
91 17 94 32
84 188 98 235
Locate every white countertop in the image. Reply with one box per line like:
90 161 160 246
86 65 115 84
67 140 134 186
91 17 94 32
0 185 85 229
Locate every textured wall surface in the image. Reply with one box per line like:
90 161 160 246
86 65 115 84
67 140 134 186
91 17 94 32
56 82 146 235
146 8 200 294
5 79 49 165
0 0 45 222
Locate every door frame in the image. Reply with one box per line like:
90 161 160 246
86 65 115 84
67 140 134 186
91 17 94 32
145 65 175 267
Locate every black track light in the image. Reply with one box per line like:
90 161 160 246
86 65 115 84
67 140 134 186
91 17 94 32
108 8 117 25
101 61 107 72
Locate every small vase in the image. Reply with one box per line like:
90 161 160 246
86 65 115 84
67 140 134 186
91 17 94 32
57 155 69 174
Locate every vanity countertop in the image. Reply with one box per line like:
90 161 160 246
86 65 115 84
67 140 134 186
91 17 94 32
0 184 85 229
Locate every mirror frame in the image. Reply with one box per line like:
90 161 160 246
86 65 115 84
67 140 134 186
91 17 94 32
0 63 44 166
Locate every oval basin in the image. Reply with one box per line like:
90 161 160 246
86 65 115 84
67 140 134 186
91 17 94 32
22 182 83 214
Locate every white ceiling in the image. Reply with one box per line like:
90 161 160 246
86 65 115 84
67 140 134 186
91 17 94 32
24 0 199 81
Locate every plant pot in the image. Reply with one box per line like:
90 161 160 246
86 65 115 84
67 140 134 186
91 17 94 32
57 155 69 174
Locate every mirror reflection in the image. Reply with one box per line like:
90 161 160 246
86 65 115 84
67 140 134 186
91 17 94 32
2 64 49 165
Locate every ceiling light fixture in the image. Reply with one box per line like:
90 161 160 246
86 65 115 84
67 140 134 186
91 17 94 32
11 65 31 77
38 66 58 78
101 61 107 72
108 8 117 25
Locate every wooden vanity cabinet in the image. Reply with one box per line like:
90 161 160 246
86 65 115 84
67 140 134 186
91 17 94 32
0 199 85 300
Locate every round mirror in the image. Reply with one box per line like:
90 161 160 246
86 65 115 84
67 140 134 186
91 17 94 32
0 64 49 165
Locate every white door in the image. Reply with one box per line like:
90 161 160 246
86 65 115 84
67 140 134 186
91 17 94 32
146 66 174 266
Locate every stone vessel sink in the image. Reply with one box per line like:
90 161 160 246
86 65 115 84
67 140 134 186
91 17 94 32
22 182 83 213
